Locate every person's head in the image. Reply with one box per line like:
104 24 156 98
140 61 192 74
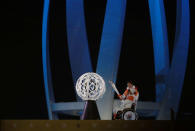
127 81 134 88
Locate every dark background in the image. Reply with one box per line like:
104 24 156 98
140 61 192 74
0 0 194 119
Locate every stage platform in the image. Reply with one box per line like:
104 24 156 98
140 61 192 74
0 120 193 131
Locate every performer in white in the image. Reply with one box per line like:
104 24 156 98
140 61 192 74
109 81 139 120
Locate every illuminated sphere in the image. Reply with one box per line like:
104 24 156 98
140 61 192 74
76 72 106 101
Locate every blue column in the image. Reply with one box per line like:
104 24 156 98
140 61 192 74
66 0 93 100
96 0 127 120
157 0 190 120
42 0 57 120
148 0 170 102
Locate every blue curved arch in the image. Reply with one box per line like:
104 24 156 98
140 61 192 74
148 0 170 102
42 0 57 120
96 0 127 120
66 0 93 101
158 0 190 120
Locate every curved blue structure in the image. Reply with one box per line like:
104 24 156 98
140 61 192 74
148 0 170 102
96 0 127 120
148 0 190 119
66 0 93 101
42 0 57 120
157 0 190 120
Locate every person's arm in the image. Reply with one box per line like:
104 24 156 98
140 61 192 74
118 87 130 100
122 88 129 97
117 94 123 100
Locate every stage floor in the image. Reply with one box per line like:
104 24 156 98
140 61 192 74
0 120 193 131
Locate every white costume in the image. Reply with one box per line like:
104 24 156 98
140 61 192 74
113 85 139 117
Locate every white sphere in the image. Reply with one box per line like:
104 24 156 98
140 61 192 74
76 72 106 101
